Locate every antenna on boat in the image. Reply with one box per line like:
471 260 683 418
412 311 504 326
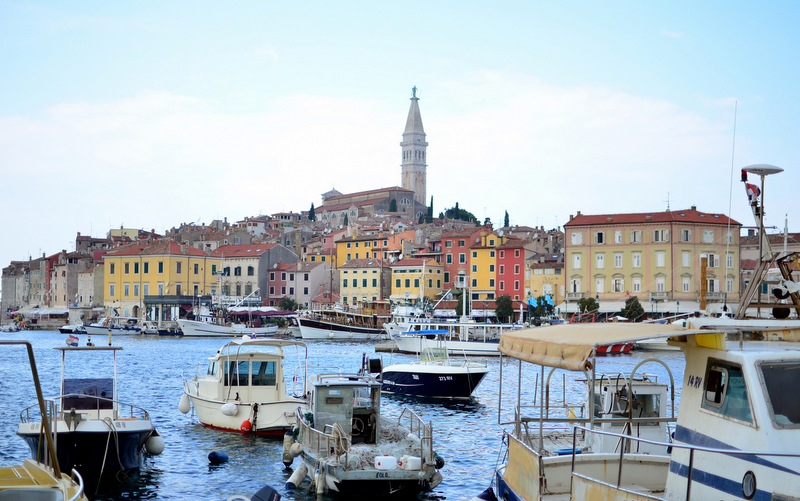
724 100 738 313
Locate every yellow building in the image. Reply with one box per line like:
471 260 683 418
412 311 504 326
389 258 444 304
104 239 220 319
563 207 741 315
527 253 565 307
339 258 391 305
468 230 508 303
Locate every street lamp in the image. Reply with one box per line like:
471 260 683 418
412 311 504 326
676 301 680 315
595 293 599 319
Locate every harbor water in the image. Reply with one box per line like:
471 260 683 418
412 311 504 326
0 331 685 500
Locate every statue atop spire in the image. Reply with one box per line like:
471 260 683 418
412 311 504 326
412 86 417 98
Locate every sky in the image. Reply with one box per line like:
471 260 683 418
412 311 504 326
2 1 799 276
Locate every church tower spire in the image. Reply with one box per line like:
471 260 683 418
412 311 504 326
400 86 428 206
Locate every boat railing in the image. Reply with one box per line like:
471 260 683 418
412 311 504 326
20 394 151 423
568 424 800 499
290 366 341 397
397 408 434 466
295 408 352 467
68 468 86 501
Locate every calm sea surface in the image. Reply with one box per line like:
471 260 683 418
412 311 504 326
0 331 685 500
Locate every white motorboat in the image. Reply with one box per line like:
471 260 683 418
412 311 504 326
392 328 507 356
83 316 143 336
283 358 443 497
177 316 279 337
1 340 89 501
180 337 308 436
490 321 800 500
381 343 489 398
16 344 163 491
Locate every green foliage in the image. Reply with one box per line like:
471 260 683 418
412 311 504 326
442 202 478 224
279 296 299 311
343 214 349 226
389 199 398 212
308 203 316 221
427 197 434 223
419 214 424 224
621 296 645 321
453 290 467 317
577 296 599 313
504 210 510 228
495 294 514 322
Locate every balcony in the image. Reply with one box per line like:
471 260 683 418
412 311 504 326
698 292 727 303
565 292 585 301
649 291 670 301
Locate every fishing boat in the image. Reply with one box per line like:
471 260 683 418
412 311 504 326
1 340 89 501
490 321 800 500
180 337 309 435
381 342 489 398
16 344 163 490
297 301 391 340
59 323 86 334
283 357 444 497
177 316 279 337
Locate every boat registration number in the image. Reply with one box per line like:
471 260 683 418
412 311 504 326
438 376 453 381
114 421 127 429
376 472 390 478
687 375 703 389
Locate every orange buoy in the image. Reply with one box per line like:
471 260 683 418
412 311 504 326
240 420 252 432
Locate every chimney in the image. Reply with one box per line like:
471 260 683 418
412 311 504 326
748 229 755 237
691 205 696 211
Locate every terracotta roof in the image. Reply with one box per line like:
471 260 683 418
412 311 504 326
565 208 740 227
340 258 388 269
390 257 442 268
325 186 413 202
107 239 207 257
740 232 800 246
212 244 277 257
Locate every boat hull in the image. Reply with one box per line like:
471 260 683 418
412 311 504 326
18 418 154 486
83 325 141 336
185 393 303 435
297 317 387 340
393 334 500 356
177 319 278 337
381 364 488 398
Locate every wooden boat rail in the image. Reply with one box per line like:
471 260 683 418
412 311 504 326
568 424 800 500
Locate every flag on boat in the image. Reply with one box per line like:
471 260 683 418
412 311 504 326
746 183 761 201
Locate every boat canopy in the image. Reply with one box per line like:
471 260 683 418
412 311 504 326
498 323 690 371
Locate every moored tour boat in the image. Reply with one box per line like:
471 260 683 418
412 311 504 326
83 316 143 336
180 337 309 435
16 344 163 490
297 301 391 340
177 316 279 337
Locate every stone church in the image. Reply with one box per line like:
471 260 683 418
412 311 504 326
317 88 429 226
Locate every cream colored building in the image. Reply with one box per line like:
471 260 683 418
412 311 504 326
563 207 741 315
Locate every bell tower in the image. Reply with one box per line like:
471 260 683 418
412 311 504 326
400 86 428 206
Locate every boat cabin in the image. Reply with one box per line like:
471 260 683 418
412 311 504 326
310 375 381 445
200 342 291 403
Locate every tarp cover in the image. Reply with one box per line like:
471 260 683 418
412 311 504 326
499 323 689 371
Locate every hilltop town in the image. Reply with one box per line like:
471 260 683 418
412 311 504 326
2 90 796 328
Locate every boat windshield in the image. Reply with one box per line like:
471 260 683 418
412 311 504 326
760 361 800 428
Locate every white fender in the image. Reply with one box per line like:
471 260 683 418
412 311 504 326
146 434 165 455
285 463 308 490
221 402 238 416
178 394 191 414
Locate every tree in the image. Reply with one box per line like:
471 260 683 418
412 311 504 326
495 294 514 322
343 214 349 226
504 210 510 228
308 203 316 221
427 196 434 223
389 199 398 212
453 290 467 317
418 214 424 224
621 296 645 321
279 296 298 311
442 202 479 224
577 296 599 313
